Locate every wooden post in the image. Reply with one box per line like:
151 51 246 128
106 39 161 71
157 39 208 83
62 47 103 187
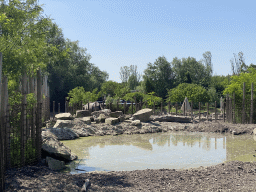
224 98 226 122
58 103 60 114
110 102 112 112
161 101 163 115
131 101 133 114
20 73 28 167
191 101 193 121
207 102 209 121
2 76 9 169
124 101 126 114
53 101 55 120
36 68 42 162
175 102 178 116
134 97 137 112
199 102 201 122
153 101 155 115
233 93 235 124
65 100 67 113
168 101 170 114
250 83 254 124
215 101 217 122
0 52 4 192
242 82 245 124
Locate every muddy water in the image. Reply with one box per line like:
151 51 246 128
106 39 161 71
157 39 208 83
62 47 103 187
60 132 256 174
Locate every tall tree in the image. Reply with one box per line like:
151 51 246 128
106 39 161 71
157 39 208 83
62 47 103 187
127 65 141 90
119 66 130 85
143 56 174 99
230 51 246 75
172 55 212 88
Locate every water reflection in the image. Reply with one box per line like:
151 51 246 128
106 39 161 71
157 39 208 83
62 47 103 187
60 131 256 174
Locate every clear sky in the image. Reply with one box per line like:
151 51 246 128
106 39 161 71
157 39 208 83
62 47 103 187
39 0 256 83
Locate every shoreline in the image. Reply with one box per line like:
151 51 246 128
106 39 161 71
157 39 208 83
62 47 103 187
4 119 256 191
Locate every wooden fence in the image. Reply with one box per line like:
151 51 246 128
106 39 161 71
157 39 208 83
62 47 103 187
225 82 255 124
0 52 49 191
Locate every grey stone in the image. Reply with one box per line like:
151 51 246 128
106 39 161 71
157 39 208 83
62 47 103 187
55 113 74 120
48 127 79 140
46 156 66 171
81 117 91 125
131 120 141 126
105 117 119 125
110 111 123 118
132 108 153 122
118 115 125 122
53 120 74 128
76 110 91 117
41 130 78 161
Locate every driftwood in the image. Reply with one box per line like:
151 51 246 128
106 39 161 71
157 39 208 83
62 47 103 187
81 179 90 191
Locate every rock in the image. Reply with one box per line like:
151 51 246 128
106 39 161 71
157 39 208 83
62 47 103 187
132 108 153 122
41 130 78 161
46 156 66 171
91 109 111 118
55 113 74 120
105 117 119 125
48 127 79 140
131 120 141 126
110 111 123 118
94 118 100 124
118 115 125 122
76 110 91 117
98 114 106 123
53 120 74 128
151 115 191 123
81 117 91 125
253 128 256 135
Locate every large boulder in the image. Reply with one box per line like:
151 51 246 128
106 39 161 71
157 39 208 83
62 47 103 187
46 156 66 171
48 127 79 140
110 111 123 118
76 110 91 117
105 118 119 125
132 108 153 122
81 117 91 124
55 113 74 120
53 120 74 129
131 120 141 126
41 130 78 161
151 115 191 123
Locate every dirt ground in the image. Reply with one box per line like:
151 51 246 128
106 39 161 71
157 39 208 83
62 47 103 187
3 120 256 192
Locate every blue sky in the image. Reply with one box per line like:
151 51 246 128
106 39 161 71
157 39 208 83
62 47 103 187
39 0 256 83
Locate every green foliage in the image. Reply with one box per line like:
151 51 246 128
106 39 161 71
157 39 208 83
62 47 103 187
172 54 212 88
143 92 163 107
207 87 219 106
223 68 256 101
67 87 99 106
166 83 209 105
123 92 145 103
143 56 174 98
100 80 120 98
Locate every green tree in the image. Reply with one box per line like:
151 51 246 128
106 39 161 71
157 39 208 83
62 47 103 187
166 83 209 107
100 80 120 98
172 53 213 87
143 56 174 99
230 51 246 75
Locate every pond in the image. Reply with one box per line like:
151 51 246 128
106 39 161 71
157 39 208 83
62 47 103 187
60 131 256 174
